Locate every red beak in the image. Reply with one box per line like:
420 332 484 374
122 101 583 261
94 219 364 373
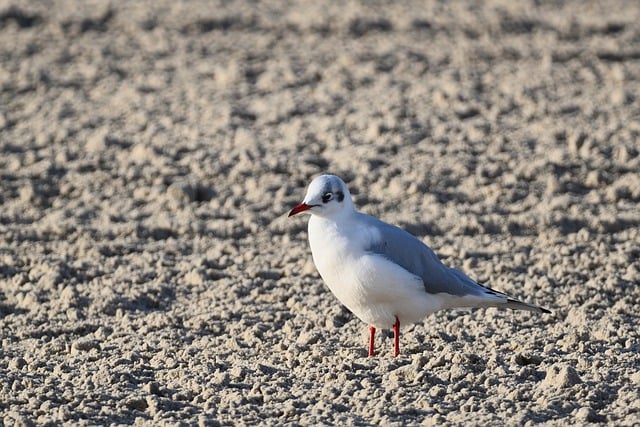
288 202 313 217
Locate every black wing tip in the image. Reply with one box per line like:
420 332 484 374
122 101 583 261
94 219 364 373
482 282 552 314
505 297 552 314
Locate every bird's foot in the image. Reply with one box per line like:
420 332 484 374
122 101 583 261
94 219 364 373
393 316 400 357
368 325 376 357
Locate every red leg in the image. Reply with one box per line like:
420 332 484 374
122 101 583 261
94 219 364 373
368 325 376 357
393 316 400 357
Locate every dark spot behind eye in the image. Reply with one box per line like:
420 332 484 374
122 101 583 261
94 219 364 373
336 191 344 202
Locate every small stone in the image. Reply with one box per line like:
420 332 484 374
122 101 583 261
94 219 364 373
94 326 113 340
429 385 446 398
66 308 82 321
253 270 281 280
229 365 244 380
38 271 60 289
125 397 148 411
71 338 100 354
167 180 196 202
514 352 542 366
449 363 467 382
296 331 320 346
60 286 78 307
9 357 27 370
302 259 316 276
144 381 162 396
541 364 581 388
575 406 597 423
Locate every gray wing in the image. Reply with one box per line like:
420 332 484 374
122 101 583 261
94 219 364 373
360 213 550 313
359 213 487 297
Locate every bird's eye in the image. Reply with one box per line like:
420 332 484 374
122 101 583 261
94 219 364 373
321 192 333 203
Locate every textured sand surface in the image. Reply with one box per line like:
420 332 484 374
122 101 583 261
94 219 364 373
1 0 640 425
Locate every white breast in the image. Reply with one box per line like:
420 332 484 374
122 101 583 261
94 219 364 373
308 215 363 305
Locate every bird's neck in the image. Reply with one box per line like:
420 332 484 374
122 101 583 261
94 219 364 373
320 206 357 225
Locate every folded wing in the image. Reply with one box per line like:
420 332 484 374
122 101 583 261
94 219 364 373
360 213 549 313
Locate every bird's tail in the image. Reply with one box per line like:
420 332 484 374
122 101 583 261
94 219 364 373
502 297 551 314
481 284 551 314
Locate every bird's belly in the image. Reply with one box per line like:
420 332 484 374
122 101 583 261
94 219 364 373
311 249 443 329
311 250 360 307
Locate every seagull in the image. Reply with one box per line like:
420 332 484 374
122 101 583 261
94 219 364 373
288 174 550 357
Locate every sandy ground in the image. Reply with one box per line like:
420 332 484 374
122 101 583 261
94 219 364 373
1 0 640 425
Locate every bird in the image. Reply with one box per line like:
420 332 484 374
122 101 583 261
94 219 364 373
288 174 550 357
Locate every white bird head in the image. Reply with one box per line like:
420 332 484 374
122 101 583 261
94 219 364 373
288 174 354 219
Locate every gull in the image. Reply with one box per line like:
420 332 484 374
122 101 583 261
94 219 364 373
288 174 550 357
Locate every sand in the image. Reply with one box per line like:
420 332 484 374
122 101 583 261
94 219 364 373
1 0 640 425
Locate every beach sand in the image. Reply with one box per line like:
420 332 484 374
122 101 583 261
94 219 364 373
1 0 639 425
